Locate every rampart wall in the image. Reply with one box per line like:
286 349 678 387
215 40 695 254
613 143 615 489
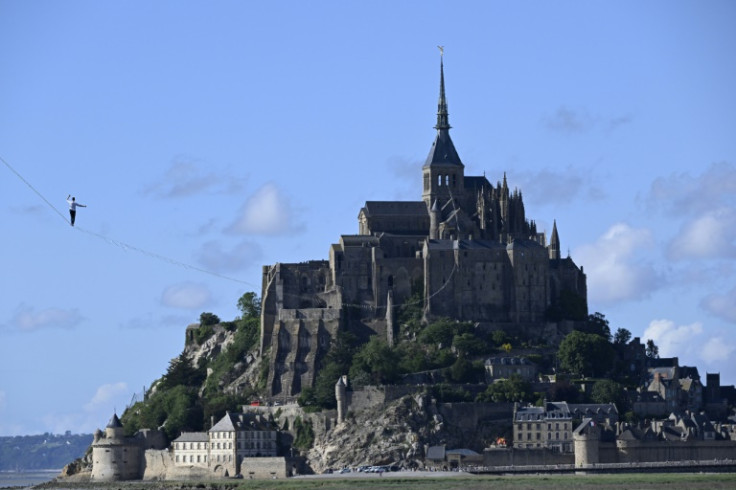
601 440 736 464
483 448 573 467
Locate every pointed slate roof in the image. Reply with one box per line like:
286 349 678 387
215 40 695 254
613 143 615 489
106 413 123 429
209 412 236 432
424 52 463 168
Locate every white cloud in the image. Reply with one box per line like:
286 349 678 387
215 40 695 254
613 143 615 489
9 304 83 331
647 161 736 216
196 239 263 274
512 167 606 207
574 223 660 304
142 156 245 198
543 106 632 134
700 286 736 324
84 382 128 412
667 206 736 260
161 282 212 309
227 182 300 235
701 336 736 363
643 318 703 359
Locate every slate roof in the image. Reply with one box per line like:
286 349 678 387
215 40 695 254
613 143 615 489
361 201 428 217
424 129 463 168
209 411 274 433
173 432 209 442
106 413 123 429
464 176 492 193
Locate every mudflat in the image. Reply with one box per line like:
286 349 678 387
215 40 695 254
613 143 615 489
35 471 736 490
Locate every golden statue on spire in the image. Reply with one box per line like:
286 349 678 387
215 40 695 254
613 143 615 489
438 45 444 56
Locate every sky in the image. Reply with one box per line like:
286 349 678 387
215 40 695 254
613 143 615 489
1 0 735 436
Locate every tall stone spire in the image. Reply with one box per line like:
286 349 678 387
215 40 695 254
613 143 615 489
549 219 561 260
435 46 450 131
422 47 464 207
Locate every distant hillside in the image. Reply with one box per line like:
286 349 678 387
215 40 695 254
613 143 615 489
0 433 93 470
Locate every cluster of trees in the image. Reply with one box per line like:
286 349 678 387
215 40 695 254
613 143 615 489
298 308 659 413
121 292 263 440
297 315 529 410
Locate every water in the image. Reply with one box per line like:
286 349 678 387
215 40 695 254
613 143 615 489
0 470 59 488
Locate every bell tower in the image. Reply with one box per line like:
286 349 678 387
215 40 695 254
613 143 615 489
422 47 464 210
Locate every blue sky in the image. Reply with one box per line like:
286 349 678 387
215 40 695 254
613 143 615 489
1 1 735 436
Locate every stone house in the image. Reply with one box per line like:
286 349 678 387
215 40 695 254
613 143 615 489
172 410 278 477
513 401 618 453
484 356 537 382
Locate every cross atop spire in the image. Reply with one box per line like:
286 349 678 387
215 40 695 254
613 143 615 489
435 46 450 131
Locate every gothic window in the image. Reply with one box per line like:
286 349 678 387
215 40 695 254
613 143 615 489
453 174 457 187
388 275 393 288
424 174 429 191
438 175 443 187
445 175 450 186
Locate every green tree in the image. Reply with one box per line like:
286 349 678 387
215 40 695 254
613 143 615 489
237 291 261 319
349 336 399 385
557 330 614 378
418 318 473 347
489 330 512 347
646 339 660 359
161 353 205 390
591 379 627 411
199 312 220 326
293 416 315 450
448 355 474 383
613 328 632 345
453 332 484 356
476 374 534 403
576 312 611 341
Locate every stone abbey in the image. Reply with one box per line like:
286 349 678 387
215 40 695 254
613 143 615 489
260 55 587 398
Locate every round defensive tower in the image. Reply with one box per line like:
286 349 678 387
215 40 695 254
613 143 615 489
91 413 142 481
573 418 600 468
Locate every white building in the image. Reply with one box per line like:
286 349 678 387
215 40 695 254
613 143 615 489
172 410 278 477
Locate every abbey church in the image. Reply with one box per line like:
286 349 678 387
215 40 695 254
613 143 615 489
260 55 587 398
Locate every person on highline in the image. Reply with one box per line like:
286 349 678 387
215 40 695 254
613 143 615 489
66 195 86 226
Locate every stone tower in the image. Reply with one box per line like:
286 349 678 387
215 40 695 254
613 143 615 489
335 375 348 423
573 418 600 468
91 413 142 481
422 50 465 210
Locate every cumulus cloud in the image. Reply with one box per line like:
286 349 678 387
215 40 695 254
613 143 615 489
700 286 736 324
643 318 703 359
667 206 736 260
227 182 302 235
574 223 660 304
196 239 263 274
701 336 736 362
646 161 736 216
161 282 212 309
8 304 83 331
543 106 632 134
84 382 128 412
511 166 606 207
142 156 245 198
